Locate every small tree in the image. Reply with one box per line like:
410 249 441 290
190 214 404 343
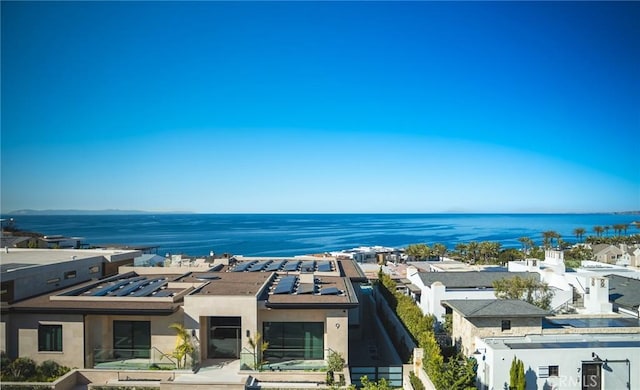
169 323 194 369
247 331 269 371
509 356 525 390
493 275 554 310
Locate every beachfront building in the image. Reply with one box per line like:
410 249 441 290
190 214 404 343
3 256 363 377
444 299 640 390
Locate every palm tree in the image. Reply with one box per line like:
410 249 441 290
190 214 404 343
467 241 480 263
432 243 447 261
542 231 560 248
573 228 586 243
593 226 604 237
622 223 629 236
247 332 269 371
169 323 194 369
517 237 531 259
604 225 610 237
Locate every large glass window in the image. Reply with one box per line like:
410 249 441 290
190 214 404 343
263 322 323 362
113 321 150 358
208 316 242 359
38 324 62 352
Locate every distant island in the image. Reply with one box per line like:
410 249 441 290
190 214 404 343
4 209 192 216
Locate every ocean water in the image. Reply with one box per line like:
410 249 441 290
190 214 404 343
4 214 638 257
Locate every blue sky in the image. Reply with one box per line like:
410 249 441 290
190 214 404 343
1 1 639 213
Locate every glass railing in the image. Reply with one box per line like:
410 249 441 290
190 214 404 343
240 347 330 371
92 348 179 370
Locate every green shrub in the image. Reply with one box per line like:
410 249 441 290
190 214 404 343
409 370 425 390
7 357 37 381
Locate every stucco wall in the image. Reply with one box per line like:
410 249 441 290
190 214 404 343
84 310 184 368
15 313 85 368
183 295 258 362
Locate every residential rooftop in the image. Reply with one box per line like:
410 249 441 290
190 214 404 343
443 299 550 318
0 248 140 273
483 332 640 351
417 271 537 289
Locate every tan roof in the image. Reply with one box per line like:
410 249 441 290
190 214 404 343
180 271 272 296
266 275 358 308
337 259 367 281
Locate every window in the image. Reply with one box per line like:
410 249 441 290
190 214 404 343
501 320 511 331
263 322 324 362
38 325 62 352
64 271 76 279
549 365 559 377
89 265 100 274
113 321 151 358
47 278 60 284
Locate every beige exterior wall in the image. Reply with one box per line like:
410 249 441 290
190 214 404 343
184 295 258 362
259 307 349 361
14 313 84 368
84 310 184 368
452 312 542 356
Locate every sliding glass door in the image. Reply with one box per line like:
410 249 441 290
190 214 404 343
263 322 323 362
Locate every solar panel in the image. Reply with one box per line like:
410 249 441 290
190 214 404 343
273 275 297 294
301 261 315 272
283 261 300 271
317 261 332 272
264 260 286 272
320 287 341 295
92 276 145 296
248 260 272 272
297 283 315 294
112 279 152 297
153 289 174 297
233 261 257 272
131 279 168 297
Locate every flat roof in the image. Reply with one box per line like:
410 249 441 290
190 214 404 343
179 271 272 296
484 332 640 351
265 275 359 309
544 316 640 329
0 248 140 273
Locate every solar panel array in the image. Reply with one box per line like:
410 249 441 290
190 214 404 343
273 275 298 294
319 287 342 295
233 261 258 272
317 261 332 272
232 259 335 273
300 261 315 272
81 275 169 298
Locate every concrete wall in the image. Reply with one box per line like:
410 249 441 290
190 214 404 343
13 313 85 368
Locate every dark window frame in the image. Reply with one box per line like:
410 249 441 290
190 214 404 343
38 324 63 352
501 319 511 331
549 365 559 377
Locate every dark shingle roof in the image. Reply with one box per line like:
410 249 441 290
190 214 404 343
443 299 549 318
418 271 537 288
608 274 640 310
